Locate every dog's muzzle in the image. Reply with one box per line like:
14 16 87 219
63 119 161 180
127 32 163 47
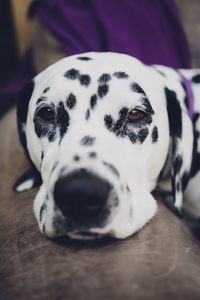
54 169 113 229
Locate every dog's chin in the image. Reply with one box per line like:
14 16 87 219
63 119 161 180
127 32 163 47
66 231 107 240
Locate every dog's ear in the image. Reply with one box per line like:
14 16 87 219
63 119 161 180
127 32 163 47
160 87 193 216
14 80 42 192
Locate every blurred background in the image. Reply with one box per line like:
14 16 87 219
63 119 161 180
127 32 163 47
1 0 200 116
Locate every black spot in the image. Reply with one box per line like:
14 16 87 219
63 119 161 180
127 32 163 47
128 132 137 143
13 168 42 191
113 107 129 133
90 94 97 109
165 87 182 138
64 68 79 80
103 161 120 178
89 151 97 158
51 162 58 175
39 203 47 222
17 80 35 152
74 155 80 161
36 96 46 105
85 109 90 120
98 73 111 83
42 224 46 234
126 185 131 193
81 135 95 146
137 128 149 143
104 115 114 129
190 113 200 178
131 82 146 95
98 84 109 98
176 181 181 192
77 56 92 61
180 80 189 111
41 151 44 162
152 126 158 143
141 98 155 115
43 87 50 93
80 74 91 86
174 155 183 175
192 74 200 83
182 172 189 191
66 93 76 109
113 72 129 79
57 102 70 139
129 128 149 144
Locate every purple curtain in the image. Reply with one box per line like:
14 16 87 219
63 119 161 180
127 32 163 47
0 0 191 114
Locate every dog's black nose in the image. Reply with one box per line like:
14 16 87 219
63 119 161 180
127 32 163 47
54 169 111 225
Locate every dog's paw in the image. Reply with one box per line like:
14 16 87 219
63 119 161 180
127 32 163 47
13 168 42 192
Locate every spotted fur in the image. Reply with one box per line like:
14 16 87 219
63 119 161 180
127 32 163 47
15 52 200 240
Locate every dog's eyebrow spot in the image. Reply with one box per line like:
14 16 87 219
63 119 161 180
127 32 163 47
192 74 200 83
36 96 47 105
73 155 80 161
98 73 111 83
77 56 92 61
80 74 91 86
113 72 129 79
39 203 47 222
81 135 96 146
104 114 113 129
85 109 90 120
142 97 155 115
131 82 146 95
43 87 50 93
89 151 97 158
152 126 158 143
64 68 79 80
103 161 120 178
57 101 70 139
66 93 76 109
98 84 109 98
90 94 97 109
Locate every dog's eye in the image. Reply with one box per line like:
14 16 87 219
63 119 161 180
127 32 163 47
127 109 144 122
37 107 55 122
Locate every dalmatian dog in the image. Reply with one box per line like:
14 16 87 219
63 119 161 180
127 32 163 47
14 52 200 239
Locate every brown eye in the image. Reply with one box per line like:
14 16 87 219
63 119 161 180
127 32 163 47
127 110 144 122
38 106 55 122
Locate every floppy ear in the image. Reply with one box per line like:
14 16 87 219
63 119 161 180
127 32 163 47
14 80 42 192
159 88 193 216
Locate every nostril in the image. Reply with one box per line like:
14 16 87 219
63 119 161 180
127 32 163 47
53 169 111 223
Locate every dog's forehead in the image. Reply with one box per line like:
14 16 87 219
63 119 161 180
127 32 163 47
31 52 164 111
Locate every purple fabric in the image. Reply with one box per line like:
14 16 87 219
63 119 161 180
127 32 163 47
0 0 191 114
178 71 195 119
35 0 191 67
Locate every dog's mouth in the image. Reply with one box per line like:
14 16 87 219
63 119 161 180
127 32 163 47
67 231 105 240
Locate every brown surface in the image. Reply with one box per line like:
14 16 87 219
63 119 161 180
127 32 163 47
1 109 200 300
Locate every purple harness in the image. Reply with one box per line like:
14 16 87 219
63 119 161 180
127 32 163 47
178 72 194 120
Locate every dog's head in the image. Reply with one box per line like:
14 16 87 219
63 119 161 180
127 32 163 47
14 52 193 239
